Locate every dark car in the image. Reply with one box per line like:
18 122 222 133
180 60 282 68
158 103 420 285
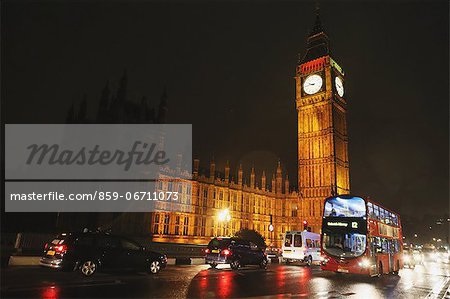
40 232 167 276
205 237 268 270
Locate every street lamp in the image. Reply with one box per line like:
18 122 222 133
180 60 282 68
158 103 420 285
217 208 231 222
217 208 231 236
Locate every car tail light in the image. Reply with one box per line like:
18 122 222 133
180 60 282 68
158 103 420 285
222 249 231 256
55 245 67 253
44 243 48 250
205 248 210 254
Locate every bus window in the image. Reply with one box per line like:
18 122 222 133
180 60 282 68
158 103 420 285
294 234 302 247
368 203 374 218
381 238 389 253
350 234 366 255
392 214 398 226
374 205 380 220
379 208 385 223
285 234 292 247
372 237 382 254
306 239 312 248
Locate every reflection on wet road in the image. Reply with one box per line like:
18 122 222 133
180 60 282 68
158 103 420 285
1 262 449 298
187 262 450 298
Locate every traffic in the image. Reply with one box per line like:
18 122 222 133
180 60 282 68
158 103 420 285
37 195 449 281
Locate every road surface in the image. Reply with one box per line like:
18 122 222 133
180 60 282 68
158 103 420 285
1 262 449 298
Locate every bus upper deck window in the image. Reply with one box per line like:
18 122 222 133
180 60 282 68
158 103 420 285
368 203 373 218
374 205 380 220
379 208 385 223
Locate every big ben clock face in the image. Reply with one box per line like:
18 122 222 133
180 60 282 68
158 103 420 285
335 76 344 97
303 74 323 95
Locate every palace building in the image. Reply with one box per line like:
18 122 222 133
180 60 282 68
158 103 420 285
148 9 350 247
59 9 350 247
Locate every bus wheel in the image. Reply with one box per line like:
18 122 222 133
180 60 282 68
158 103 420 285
378 261 383 276
393 261 400 275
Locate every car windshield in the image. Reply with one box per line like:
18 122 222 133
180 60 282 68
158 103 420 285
208 238 232 249
322 232 367 258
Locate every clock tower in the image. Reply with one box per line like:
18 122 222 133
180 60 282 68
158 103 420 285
296 8 350 233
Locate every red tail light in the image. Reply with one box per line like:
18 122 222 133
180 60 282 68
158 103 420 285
222 249 231 256
205 248 210 254
44 243 48 250
55 245 67 253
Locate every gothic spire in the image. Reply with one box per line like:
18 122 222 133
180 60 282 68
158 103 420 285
310 2 323 36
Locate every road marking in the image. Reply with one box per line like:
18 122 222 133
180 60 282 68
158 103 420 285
425 277 450 299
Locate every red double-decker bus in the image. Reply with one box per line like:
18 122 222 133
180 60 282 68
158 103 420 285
320 195 403 276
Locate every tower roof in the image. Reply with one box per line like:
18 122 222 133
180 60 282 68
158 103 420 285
299 6 331 64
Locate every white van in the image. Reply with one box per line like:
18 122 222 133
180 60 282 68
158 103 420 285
281 231 321 266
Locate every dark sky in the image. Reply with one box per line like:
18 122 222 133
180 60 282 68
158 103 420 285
3 0 449 217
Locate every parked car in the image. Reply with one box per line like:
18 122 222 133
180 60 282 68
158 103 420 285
205 237 268 270
40 232 167 276
281 231 321 266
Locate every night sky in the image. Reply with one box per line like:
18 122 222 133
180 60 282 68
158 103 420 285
3 0 449 218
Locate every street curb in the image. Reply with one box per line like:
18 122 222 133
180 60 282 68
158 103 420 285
190 258 206 265
8 256 41 266
167 258 176 265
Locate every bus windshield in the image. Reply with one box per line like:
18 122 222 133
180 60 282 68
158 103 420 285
322 232 367 258
322 196 367 258
324 196 366 218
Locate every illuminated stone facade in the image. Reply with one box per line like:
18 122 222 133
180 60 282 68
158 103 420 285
152 162 301 246
150 11 350 246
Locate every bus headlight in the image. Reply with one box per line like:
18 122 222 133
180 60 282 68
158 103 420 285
319 255 329 264
358 258 371 268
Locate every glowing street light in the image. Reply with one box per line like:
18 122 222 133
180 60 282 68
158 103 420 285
217 208 231 222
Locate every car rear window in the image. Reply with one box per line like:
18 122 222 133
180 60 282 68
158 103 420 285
208 238 231 249
50 234 75 245
284 234 292 247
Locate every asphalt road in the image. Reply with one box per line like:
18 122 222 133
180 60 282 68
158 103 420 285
2 262 450 298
